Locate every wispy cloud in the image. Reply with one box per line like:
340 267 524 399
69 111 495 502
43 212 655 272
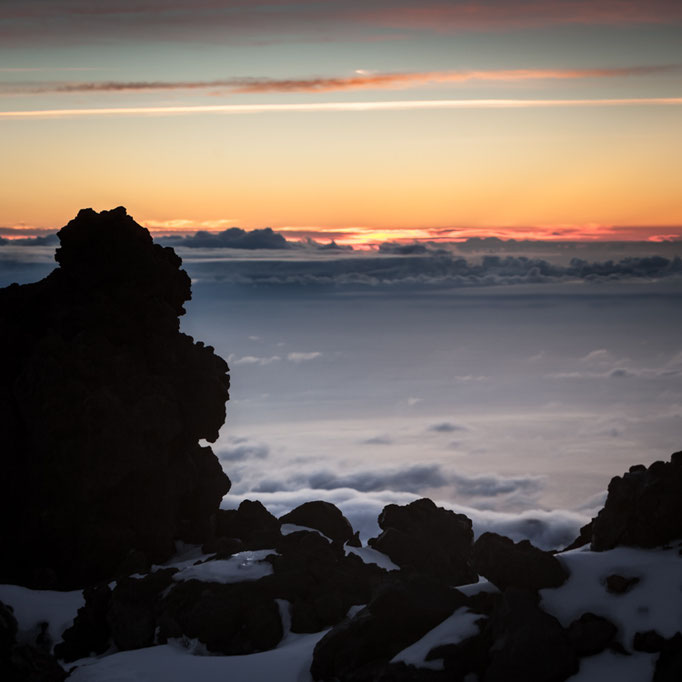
2 97 681 119
11 66 672 95
364 1 682 32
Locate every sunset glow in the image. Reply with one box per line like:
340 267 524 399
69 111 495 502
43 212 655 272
1 1 681 241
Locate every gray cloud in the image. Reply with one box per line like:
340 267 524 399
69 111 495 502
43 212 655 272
452 472 544 497
361 435 393 445
180 250 682 289
250 463 544 503
429 421 467 433
217 440 270 462
161 227 290 250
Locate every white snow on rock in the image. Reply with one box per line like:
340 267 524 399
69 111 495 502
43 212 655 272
67 631 327 682
344 545 399 571
456 578 499 597
540 544 682 649
281 524 332 542
391 607 482 671
0 584 84 651
566 649 657 682
172 550 276 584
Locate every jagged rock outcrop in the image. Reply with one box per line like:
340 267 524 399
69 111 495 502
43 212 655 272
368 498 476 585
280 501 355 545
472 532 569 591
214 500 281 550
311 577 468 681
591 452 682 550
0 207 231 589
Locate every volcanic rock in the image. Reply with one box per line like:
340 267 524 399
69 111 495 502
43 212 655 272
591 452 682 551
271 530 386 633
0 207 231 588
54 584 113 662
157 578 284 655
311 576 467 681
605 574 640 594
566 613 617 656
215 500 282 550
280 500 355 545
368 498 476 585
0 601 67 682
472 532 569 591
483 588 579 682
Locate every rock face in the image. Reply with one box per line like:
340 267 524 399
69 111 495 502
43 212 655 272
472 532 569 591
0 207 231 588
368 498 476 585
280 501 355 545
311 577 468 682
591 453 682 551
0 601 67 682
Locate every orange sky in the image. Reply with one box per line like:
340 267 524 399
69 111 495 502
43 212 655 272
1 1 681 243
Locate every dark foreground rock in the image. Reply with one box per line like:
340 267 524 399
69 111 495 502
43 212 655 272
280 501 356 545
0 207 231 589
0 602 67 682
311 577 468 681
483 589 579 682
368 498 477 585
472 532 569 591
591 452 682 551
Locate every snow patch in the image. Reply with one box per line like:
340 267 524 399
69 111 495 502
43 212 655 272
172 550 276 584
344 545 399 571
565 649 657 682
391 607 483 671
0 584 84 652
281 524 332 542
540 545 682 649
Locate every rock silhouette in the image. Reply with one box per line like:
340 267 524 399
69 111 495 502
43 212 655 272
0 207 231 589
590 452 682 551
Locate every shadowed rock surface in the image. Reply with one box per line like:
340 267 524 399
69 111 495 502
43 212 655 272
0 207 231 589
472 532 569 591
280 501 355 545
590 452 682 550
368 498 476 585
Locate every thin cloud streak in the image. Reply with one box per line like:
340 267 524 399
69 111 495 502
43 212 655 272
14 66 672 95
364 0 682 32
2 97 681 119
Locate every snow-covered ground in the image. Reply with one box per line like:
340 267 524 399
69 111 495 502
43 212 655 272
1 541 681 681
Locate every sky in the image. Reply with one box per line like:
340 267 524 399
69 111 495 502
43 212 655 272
1 3 681 548
1 0 682 241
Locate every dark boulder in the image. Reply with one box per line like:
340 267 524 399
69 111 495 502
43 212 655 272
566 613 617 656
280 501 355 545
652 634 682 682
311 576 467 681
271 530 386 633
55 583 113 662
0 207 231 589
108 569 178 651
605 574 640 594
472 532 569 591
0 601 67 682
215 500 282 550
157 579 283 654
368 499 476 585
482 588 579 682
591 452 682 551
